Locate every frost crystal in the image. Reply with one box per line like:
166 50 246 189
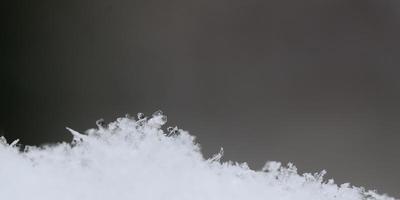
0 112 396 200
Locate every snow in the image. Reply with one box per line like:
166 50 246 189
0 111 396 200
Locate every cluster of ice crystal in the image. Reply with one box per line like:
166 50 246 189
0 111 396 200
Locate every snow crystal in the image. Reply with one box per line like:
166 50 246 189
0 111 396 200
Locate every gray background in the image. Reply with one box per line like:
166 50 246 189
2 0 400 197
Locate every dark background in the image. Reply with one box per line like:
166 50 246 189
2 0 400 197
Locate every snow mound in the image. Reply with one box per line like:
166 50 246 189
0 111 396 200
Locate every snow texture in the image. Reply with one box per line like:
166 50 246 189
0 111 396 200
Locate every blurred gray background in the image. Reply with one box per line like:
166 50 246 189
2 0 400 196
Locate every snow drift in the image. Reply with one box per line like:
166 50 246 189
0 111 396 200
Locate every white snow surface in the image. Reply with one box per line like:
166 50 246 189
0 111 396 200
